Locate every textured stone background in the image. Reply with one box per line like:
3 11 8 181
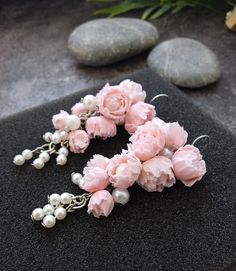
0 0 235 134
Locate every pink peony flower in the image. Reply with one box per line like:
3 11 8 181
82 155 110 192
68 130 90 153
128 120 165 161
172 144 206 187
125 101 156 134
163 122 188 150
152 117 166 128
52 110 69 131
107 153 142 189
71 102 88 116
85 116 117 140
96 83 131 121
87 190 114 218
137 156 175 192
119 79 146 105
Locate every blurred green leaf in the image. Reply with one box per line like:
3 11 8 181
150 3 174 19
141 4 160 20
94 0 152 16
93 0 233 19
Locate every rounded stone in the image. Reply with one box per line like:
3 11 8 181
68 18 159 66
147 38 220 88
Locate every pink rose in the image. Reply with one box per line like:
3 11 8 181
68 130 90 153
128 121 165 161
85 116 117 139
119 79 146 104
52 110 69 131
125 102 156 134
163 122 188 150
71 102 88 116
96 83 131 121
172 145 206 187
107 153 142 189
82 155 110 192
137 156 175 192
87 190 114 218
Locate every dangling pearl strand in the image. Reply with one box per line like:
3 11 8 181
13 94 99 169
31 192 91 228
13 130 70 169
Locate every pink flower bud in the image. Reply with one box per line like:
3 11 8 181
52 110 69 131
138 156 175 192
87 190 114 218
68 130 90 153
85 116 117 139
172 145 206 187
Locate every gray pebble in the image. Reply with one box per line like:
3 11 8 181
147 38 221 88
68 18 159 66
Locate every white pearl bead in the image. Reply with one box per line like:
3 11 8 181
83 95 96 110
54 207 67 220
71 173 83 185
65 115 81 131
60 131 69 141
39 152 50 162
32 158 44 169
78 178 86 189
56 154 67 165
58 147 69 156
60 192 72 205
22 149 33 160
160 148 173 159
43 215 56 228
13 154 25 166
51 132 61 144
49 193 61 206
112 188 130 205
32 208 44 221
43 204 55 215
43 132 53 142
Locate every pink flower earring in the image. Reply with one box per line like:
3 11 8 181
31 116 209 229
13 79 162 169
12 78 208 229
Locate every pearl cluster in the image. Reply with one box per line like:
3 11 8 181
63 95 97 131
13 130 69 169
13 94 98 170
43 130 69 144
71 173 130 205
31 192 73 228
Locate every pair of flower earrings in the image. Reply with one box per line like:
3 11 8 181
14 79 208 229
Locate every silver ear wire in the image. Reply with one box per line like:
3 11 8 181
192 135 209 151
150 94 168 104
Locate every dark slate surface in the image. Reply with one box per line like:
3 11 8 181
0 0 236 135
0 70 235 271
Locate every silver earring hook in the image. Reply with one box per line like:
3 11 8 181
150 94 168 104
192 135 209 151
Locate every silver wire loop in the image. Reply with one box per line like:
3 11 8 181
192 135 209 151
150 94 168 104
66 193 92 211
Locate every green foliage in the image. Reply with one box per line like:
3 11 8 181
93 0 235 19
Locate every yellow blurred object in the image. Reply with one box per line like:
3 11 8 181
226 6 236 31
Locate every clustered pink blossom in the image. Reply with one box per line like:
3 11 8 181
51 79 150 154
80 117 206 218
51 80 207 219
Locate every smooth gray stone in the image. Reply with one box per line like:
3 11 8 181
147 38 221 88
68 18 159 66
